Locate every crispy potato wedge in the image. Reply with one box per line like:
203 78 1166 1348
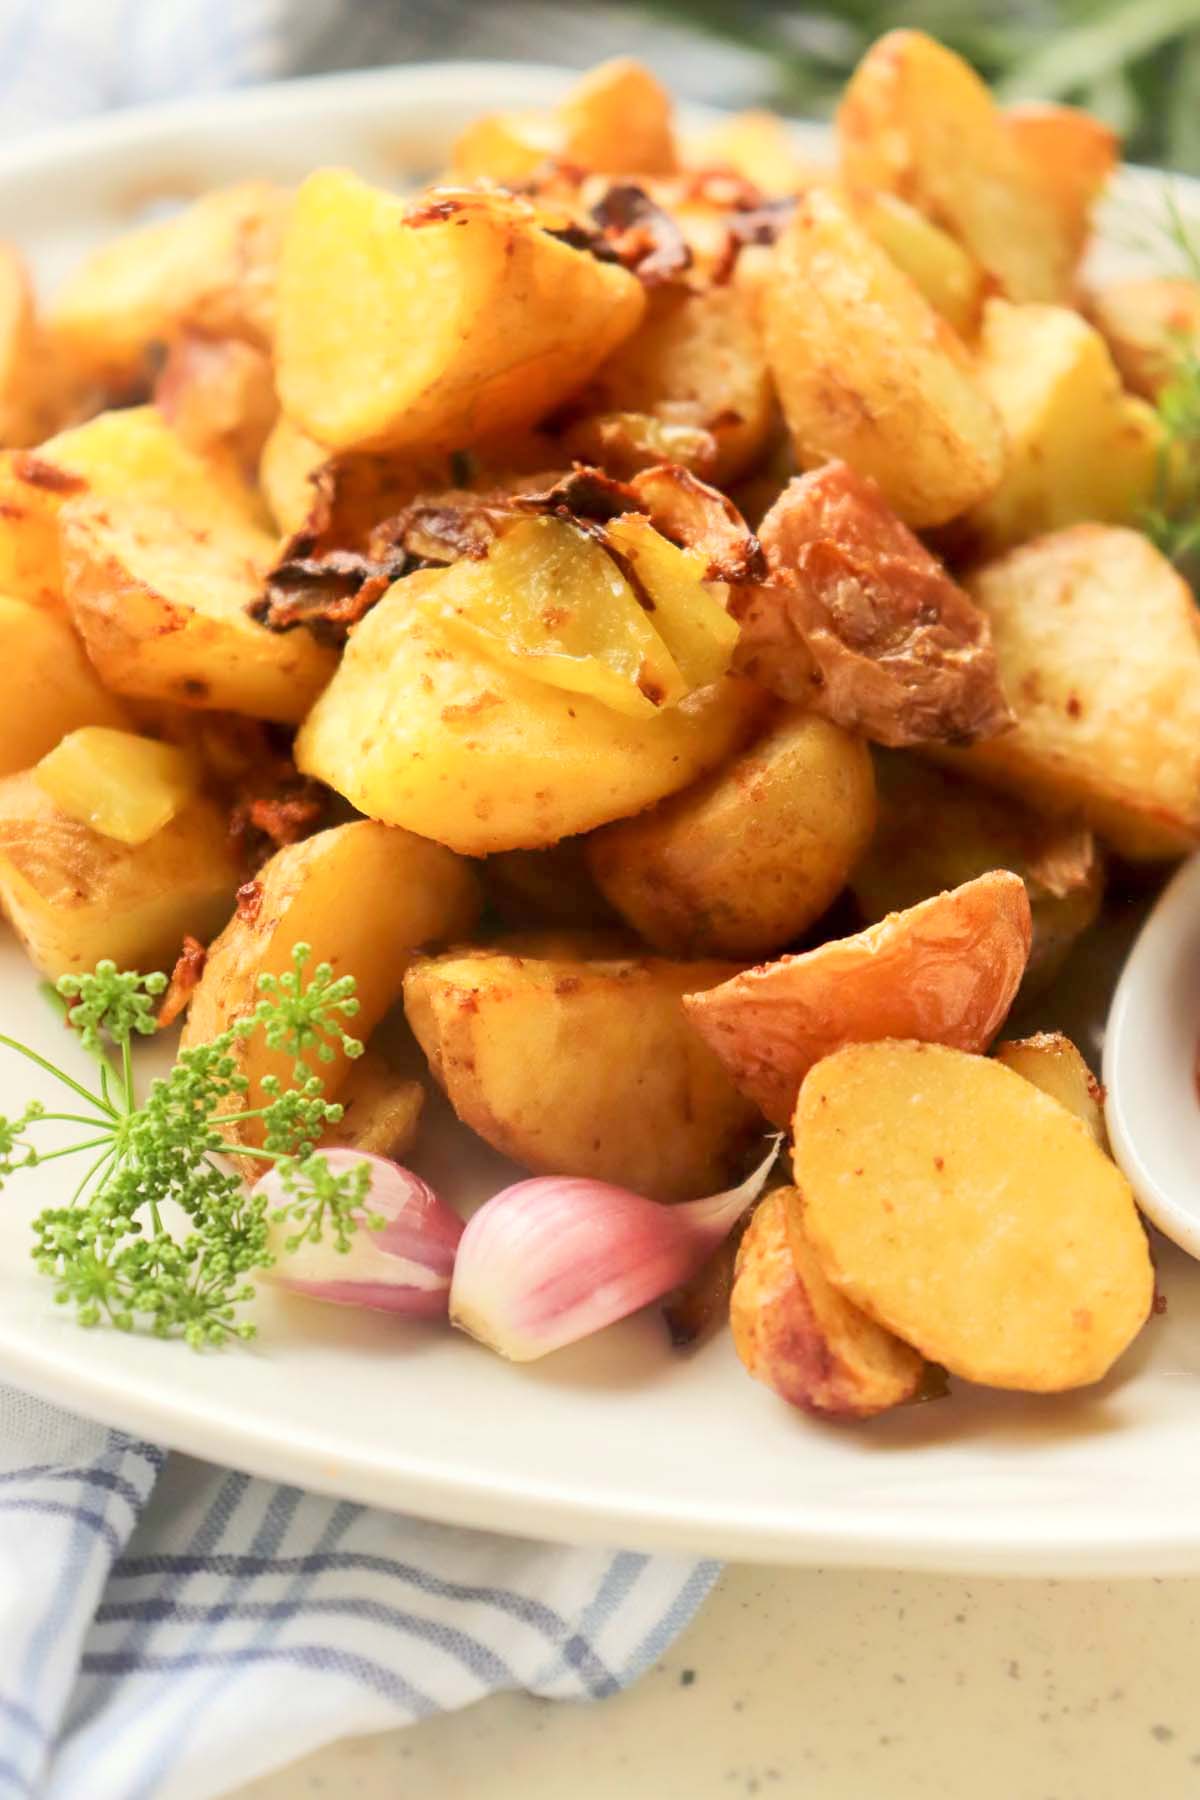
962 300 1162 558
155 331 278 475
685 110 822 195
837 31 1072 302
0 596 130 776
732 464 1012 746
855 191 986 338
994 1031 1107 1149
319 1049 425 1161
587 707 876 959
404 943 761 1201
0 771 238 979
453 58 677 182
49 181 287 389
764 187 1005 527
1088 277 1200 401
684 870 1031 1126
1005 103 1117 259
484 838 621 932
731 1187 925 1417
60 495 335 722
295 576 765 855
183 821 480 1139
852 753 1103 994
938 526 1200 858
795 1040 1152 1391
276 173 645 453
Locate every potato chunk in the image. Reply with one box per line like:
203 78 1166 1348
155 332 278 475
0 597 129 775
938 527 1200 859
183 821 480 1133
258 415 327 536
276 173 645 453
962 300 1162 557
764 187 1005 527
34 728 198 846
855 191 986 338
61 496 334 722
732 464 1012 746
0 244 59 448
994 1032 1107 1149
731 1187 924 1418
404 943 761 1201
587 708 876 959
1004 104 1117 260
852 753 1102 994
0 772 238 978
453 58 677 181
295 578 764 855
320 1050 425 1161
686 110 822 195
684 871 1030 1126
795 1041 1152 1391
837 31 1072 302
1088 277 1200 400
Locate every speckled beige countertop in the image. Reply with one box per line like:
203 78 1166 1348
233 1564 1200 1799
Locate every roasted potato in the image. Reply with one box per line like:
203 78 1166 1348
586 707 876 959
258 415 327 537
453 58 677 182
319 1050 425 1161
0 245 60 448
295 575 765 855
49 181 287 390
403 942 762 1201
0 596 130 775
1005 103 1117 260
684 870 1031 1126
276 174 646 453
994 1031 1107 1149
937 526 1200 858
852 753 1103 993
0 771 239 978
764 187 1005 527
1088 276 1200 400
154 331 278 476
732 464 1012 747
685 110 822 195
33 727 199 846
837 31 1073 302
795 1040 1152 1390
962 299 1162 557
855 191 986 338
60 496 334 722
182 821 481 1135
731 1187 925 1418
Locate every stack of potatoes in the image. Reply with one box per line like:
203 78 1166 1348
1 36 1194 1414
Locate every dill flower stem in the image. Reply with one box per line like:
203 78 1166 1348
0 1035 115 1117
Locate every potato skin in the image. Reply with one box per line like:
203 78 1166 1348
764 187 1005 528
795 1040 1153 1391
685 870 1031 1126
1088 277 1200 401
403 943 762 1202
994 1032 1107 1149
731 1187 924 1418
295 579 766 855
587 707 876 959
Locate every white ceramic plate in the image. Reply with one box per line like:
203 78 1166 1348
0 64 1197 1576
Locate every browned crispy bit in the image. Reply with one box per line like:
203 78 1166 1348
627 463 765 582
546 183 692 288
157 935 207 1029
228 773 325 871
235 879 263 924
250 547 411 645
513 465 641 524
11 452 86 495
732 463 1014 748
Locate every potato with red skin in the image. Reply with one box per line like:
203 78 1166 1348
684 870 1031 1126
731 1187 925 1418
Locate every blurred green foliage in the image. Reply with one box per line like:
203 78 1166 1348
645 0 1200 169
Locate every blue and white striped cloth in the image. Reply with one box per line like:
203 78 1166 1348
0 1385 717 1798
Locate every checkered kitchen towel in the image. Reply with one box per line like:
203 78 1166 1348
0 1 734 1793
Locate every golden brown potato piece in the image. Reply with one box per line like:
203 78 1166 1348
183 821 480 1136
1005 104 1117 260
685 110 822 195
60 496 334 723
1088 277 1200 401
483 839 620 932
732 464 1012 747
852 753 1102 994
567 284 774 486
453 58 677 182
795 1040 1152 1391
961 300 1162 558
0 771 238 979
154 331 278 476
320 1050 425 1161
49 181 287 390
731 1187 925 1418
937 526 1200 859
586 707 876 959
0 596 130 776
684 870 1030 1127
854 191 986 338
837 31 1072 302
258 415 327 537
994 1032 1107 1149
0 245 61 448
295 578 765 855
403 943 762 1202
764 187 1005 527
276 174 645 453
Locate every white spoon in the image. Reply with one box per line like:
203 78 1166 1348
1105 852 1200 1258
